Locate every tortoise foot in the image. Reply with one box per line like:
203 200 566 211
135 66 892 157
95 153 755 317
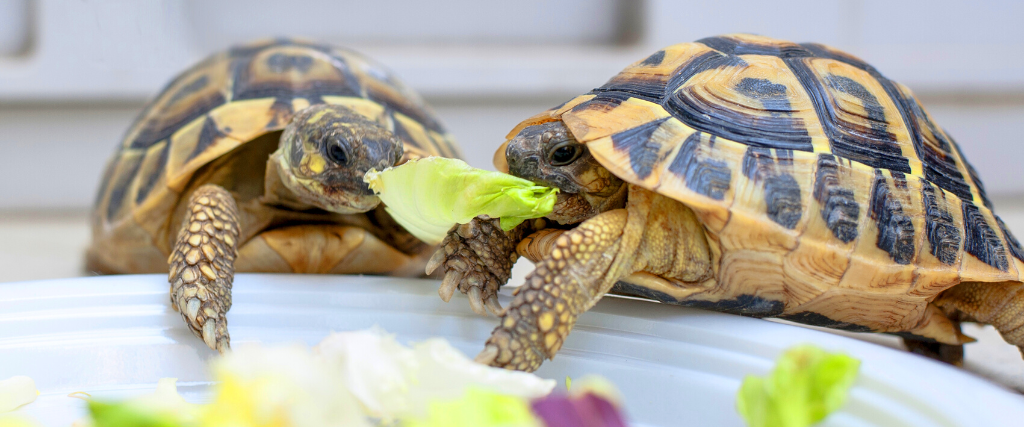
168 184 239 353
429 217 519 317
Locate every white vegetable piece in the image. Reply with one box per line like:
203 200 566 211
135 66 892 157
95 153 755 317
0 376 37 412
315 328 555 420
211 344 371 427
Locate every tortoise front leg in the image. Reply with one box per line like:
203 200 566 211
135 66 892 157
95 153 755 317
477 209 636 371
168 184 239 352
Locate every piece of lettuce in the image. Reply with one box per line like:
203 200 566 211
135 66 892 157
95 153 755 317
364 157 557 244
736 345 860 427
402 387 541 427
89 378 200 427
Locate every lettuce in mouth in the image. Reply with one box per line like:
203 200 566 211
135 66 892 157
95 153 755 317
364 157 557 245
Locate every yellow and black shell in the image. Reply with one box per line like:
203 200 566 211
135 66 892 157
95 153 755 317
508 34 1024 334
90 39 459 272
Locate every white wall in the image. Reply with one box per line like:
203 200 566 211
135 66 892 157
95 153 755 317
1 0 1022 210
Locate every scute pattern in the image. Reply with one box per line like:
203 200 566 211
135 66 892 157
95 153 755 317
963 201 1009 272
668 132 731 200
611 117 671 180
665 56 814 152
785 57 911 173
998 216 1024 263
921 180 962 266
813 154 860 243
742 147 802 228
542 34 1024 335
869 170 915 264
901 88 972 200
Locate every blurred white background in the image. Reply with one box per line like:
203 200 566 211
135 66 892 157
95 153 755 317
1 0 1024 392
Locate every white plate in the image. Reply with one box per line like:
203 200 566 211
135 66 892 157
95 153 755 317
1 274 1022 426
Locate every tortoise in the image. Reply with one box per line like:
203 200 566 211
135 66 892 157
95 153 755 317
87 39 460 352
429 34 1024 372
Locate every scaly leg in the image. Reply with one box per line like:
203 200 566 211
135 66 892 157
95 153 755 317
477 209 637 371
934 281 1024 359
168 184 239 352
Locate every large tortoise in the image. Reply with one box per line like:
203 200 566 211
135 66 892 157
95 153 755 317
431 34 1024 372
88 39 459 351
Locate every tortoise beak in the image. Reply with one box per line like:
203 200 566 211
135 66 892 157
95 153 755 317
493 140 510 173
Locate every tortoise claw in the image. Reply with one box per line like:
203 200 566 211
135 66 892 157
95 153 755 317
485 296 504 317
439 270 463 302
475 344 499 366
468 286 487 316
425 248 446 275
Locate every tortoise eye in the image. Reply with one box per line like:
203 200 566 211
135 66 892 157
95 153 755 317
549 144 583 166
327 142 349 165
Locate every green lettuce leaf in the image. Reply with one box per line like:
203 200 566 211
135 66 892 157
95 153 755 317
88 379 199 427
401 387 541 427
364 157 557 244
736 345 860 427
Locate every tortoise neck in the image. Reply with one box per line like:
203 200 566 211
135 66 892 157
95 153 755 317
260 149 319 211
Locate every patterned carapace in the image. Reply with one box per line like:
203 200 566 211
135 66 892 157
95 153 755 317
503 34 1022 334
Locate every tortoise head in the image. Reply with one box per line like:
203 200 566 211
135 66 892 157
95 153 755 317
273 104 403 214
499 120 627 224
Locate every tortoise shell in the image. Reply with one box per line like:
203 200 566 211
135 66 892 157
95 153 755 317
504 34 1024 333
89 39 459 273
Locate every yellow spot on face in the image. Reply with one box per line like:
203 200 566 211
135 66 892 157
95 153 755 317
538 312 555 331
555 302 565 312
503 317 516 328
306 153 327 174
570 233 583 245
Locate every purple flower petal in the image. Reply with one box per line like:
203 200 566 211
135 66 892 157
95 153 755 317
531 392 630 427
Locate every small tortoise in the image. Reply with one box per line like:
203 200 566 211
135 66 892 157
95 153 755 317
431 34 1024 371
88 39 459 351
